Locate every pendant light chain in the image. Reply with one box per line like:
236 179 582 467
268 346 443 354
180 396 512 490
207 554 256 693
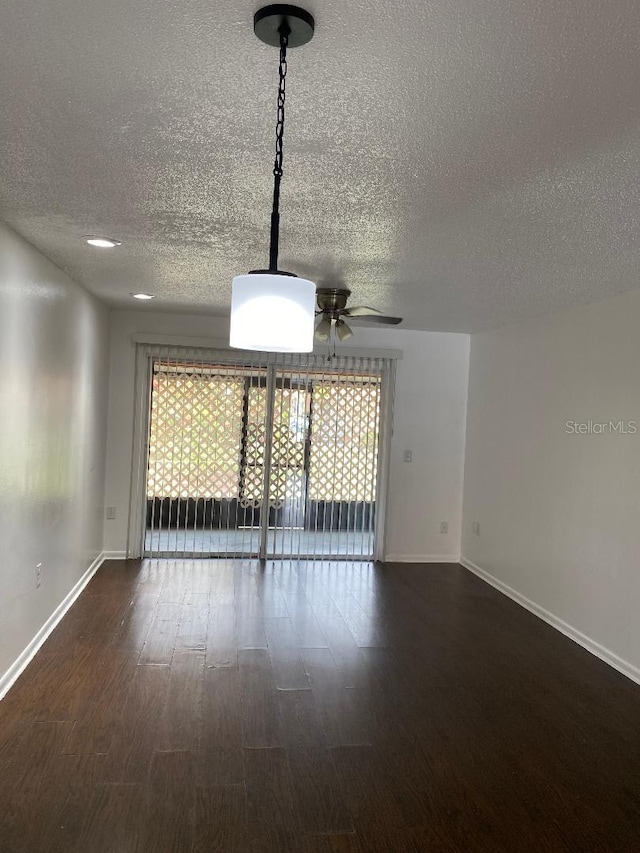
274 27 289 180
268 23 290 272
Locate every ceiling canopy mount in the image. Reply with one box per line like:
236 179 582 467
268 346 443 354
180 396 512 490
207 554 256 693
254 4 315 48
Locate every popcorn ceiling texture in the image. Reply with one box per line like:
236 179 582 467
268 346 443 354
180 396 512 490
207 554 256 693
0 0 639 332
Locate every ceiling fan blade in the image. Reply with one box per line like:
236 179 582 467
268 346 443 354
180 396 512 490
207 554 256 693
336 319 353 341
343 305 385 317
314 316 332 341
347 314 403 326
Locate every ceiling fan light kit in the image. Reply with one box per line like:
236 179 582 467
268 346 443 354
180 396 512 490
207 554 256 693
313 287 403 345
335 318 353 341
230 5 317 353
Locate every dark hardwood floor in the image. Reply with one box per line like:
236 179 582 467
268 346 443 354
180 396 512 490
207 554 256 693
1 560 640 852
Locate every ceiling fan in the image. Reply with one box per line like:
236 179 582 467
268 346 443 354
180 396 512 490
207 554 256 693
314 287 403 342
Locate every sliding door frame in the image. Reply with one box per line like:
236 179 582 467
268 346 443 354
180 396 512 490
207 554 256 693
373 358 396 562
127 339 400 561
258 365 277 560
127 345 154 559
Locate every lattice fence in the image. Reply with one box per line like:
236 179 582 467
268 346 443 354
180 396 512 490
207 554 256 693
308 380 380 502
240 386 307 508
147 364 381 505
146 366 244 499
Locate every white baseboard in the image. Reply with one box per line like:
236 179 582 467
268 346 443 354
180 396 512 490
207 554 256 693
460 556 640 687
384 554 460 564
0 551 106 701
102 550 128 560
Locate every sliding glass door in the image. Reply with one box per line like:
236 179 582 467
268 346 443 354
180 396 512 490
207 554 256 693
142 349 389 560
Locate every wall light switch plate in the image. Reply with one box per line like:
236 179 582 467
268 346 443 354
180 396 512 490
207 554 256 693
403 449 412 463
106 506 117 520
440 521 448 534
472 521 480 535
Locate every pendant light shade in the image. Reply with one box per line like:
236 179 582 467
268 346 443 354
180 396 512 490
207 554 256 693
230 273 316 352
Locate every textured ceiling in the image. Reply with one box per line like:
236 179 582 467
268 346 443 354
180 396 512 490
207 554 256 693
1 0 640 332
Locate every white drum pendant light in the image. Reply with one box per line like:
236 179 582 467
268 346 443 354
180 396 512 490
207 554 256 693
230 5 316 352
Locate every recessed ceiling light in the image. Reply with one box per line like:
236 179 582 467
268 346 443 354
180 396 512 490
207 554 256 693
131 293 155 300
84 236 121 248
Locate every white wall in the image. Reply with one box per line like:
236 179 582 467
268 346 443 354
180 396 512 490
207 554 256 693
103 309 470 561
0 223 109 686
462 289 640 678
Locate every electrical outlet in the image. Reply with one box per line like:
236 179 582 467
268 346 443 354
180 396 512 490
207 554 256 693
403 449 412 463
440 521 448 534
472 521 480 535
36 563 42 588
106 506 117 520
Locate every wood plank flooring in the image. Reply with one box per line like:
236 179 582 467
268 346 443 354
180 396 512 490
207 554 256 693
1 559 640 851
